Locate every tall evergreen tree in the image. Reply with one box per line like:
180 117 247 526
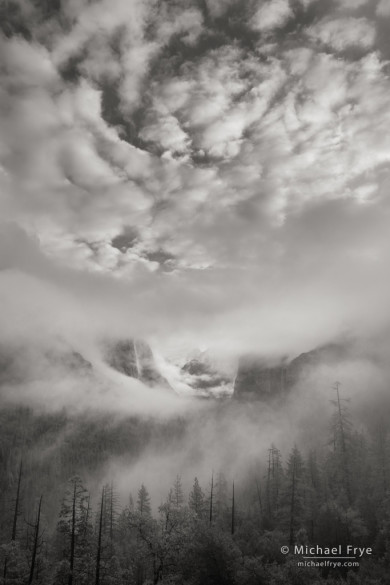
265 444 283 525
189 478 206 519
171 475 184 509
331 381 353 505
136 485 151 518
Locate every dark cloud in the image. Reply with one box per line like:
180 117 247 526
111 226 139 251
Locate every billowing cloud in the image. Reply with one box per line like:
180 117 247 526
336 0 370 9
250 0 293 32
0 0 390 387
307 17 376 51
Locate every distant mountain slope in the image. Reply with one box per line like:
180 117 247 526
0 337 173 396
0 335 357 403
233 343 351 401
0 342 93 385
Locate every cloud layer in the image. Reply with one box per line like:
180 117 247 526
1 0 390 364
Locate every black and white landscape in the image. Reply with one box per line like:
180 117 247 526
1 1 390 584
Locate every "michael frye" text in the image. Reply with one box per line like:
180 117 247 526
294 545 372 558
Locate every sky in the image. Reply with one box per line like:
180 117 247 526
1 0 390 361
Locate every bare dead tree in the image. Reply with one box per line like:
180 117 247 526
68 481 77 585
255 477 263 518
95 487 105 585
231 482 235 536
209 472 214 526
28 496 43 585
84 495 91 539
12 460 23 541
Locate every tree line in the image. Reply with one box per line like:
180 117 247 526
1 385 390 584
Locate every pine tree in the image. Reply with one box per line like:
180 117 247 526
136 485 151 518
103 482 119 557
53 476 90 585
78 492 94 585
280 446 305 546
331 381 353 505
171 475 184 509
131 485 153 585
265 444 283 525
189 478 205 519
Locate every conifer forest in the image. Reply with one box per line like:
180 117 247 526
1 385 390 585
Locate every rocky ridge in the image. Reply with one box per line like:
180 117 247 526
233 343 350 401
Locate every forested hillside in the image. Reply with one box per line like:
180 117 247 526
1 386 390 585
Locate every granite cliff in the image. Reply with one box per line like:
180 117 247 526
103 339 172 389
233 343 350 401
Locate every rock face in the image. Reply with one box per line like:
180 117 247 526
0 342 92 385
105 340 138 378
233 359 288 402
104 339 172 389
180 350 233 396
0 337 172 392
47 349 93 374
233 343 348 401
182 358 231 390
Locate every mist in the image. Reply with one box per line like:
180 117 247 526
1 315 388 514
